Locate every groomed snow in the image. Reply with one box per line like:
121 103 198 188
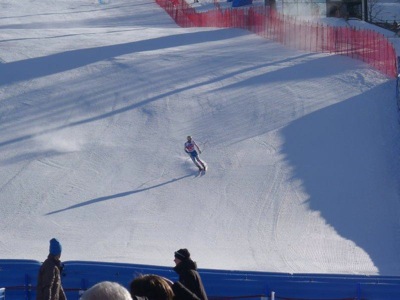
1 0 400 275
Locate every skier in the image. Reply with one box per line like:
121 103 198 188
184 136 206 171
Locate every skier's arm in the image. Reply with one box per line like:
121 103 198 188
194 141 201 154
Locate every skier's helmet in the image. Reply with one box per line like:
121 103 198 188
187 135 192 141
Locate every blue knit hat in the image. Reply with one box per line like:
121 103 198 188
49 238 62 256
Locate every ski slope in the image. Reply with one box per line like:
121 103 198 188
1 0 400 276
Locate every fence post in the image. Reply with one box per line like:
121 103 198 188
25 274 31 300
78 278 88 300
356 283 361 300
0 288 5 300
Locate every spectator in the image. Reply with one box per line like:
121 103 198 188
130 274 200 300
80 281 132 300
173 249 208 300
36 238 67 300
392 20 399 32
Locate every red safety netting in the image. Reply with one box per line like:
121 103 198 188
155 0 397 77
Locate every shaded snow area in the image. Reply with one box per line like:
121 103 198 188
1 0 400 275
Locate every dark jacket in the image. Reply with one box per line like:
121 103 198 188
36 254 67 300
173 260 208 300
172 282 201 300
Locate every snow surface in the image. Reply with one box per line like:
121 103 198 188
1 0 400 276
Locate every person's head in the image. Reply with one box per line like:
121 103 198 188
49 238 62 258
174 248 190 265
187 136 192 141
80 281 132 300
130 274 174 300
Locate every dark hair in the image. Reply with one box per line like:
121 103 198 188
130 275 174 300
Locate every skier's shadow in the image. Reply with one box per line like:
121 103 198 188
45 173 193 215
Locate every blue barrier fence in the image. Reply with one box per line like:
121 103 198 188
1 259 400 300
